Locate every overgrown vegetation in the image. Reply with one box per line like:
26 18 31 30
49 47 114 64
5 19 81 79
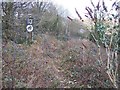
1 0 120 88
81 0 120 88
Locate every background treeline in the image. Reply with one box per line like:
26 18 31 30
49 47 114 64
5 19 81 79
1 1 87 44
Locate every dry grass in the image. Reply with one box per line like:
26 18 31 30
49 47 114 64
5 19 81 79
2 35 115 88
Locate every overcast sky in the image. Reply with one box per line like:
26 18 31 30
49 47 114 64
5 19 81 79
52 0 119 19
1 0 120 19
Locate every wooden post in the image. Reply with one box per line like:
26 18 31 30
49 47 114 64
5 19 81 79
30 31 32 42
26 16 33 44
27 32 32 43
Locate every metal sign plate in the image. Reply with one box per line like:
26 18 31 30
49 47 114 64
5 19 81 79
27 18 33 25
26 25 33 32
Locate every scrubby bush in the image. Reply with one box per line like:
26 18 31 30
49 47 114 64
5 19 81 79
83 0 120 88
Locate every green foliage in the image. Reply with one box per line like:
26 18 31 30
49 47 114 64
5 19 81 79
85 0 120 88
2 2 14 41
86 1 119 50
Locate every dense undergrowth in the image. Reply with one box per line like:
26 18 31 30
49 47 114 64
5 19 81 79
2 35 115 88
2 0 120 88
